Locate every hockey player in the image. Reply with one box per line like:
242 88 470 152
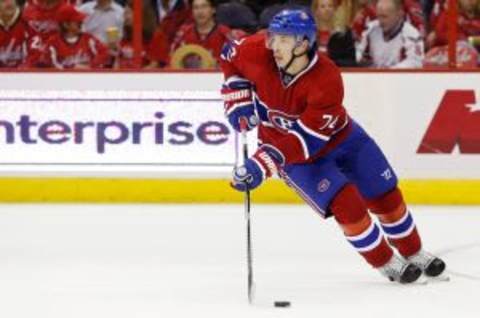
42 4 109 69
220 9 446 284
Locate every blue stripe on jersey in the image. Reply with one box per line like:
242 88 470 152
348 223 381 250
381 213 413 236
220 41 235 62
255 98 269 123
290 121 328 158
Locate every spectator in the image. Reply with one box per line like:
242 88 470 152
42 4 109 69
23 0 65 67
332 0 358 31
114 0 169 68
356 0 424 68
428 0 446 31
352 0 425 41
311 0 357 66
312 0 338 53
0 0 30 68
170 0 238 68
428 0 480 48
151 0 192 44
153 0 186 22
79 0 124 44
146 26 170 67
351 0 376 40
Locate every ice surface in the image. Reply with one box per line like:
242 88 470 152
0 204 478 318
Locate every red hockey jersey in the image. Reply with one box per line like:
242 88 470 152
0 10 30 67
22 0 63 40
44 32 109 69
22 0 64 66
220 33 351 165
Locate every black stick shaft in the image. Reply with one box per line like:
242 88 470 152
240 123 254 304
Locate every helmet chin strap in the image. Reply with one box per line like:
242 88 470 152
280 41 309 75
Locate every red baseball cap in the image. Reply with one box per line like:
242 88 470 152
55 4 86 23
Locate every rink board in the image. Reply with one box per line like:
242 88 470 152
0 178 479 205
0 72 479 204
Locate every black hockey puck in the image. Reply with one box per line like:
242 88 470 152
274 301 291 308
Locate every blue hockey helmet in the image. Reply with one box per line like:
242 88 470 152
267 9 317 49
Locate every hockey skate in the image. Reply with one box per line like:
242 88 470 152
379 254 422 284
407 249 446 278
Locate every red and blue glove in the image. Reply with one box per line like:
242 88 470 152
232 145 285 192
221 76 258 132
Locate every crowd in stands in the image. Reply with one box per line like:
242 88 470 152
0 0 479 69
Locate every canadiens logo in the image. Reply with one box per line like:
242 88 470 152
267 110 298 132
220 39 245 62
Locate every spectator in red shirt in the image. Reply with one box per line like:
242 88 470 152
170 0 237 68
146 27 170 68
0 0 31 67
42 4 109 69
113 0 169 69
23 0 65 66
153 0 192 45
428 0 446 30
429 0 480 47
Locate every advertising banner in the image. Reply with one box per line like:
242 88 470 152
0 90 235 177
0 72 479 179
343 73 480 179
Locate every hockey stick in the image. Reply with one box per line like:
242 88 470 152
238 120 291 308
239 119 254 304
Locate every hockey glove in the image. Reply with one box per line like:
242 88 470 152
232 146 284 192
221 76 258 132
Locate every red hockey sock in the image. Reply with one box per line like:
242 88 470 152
330 184 393 268
367 187 422 257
